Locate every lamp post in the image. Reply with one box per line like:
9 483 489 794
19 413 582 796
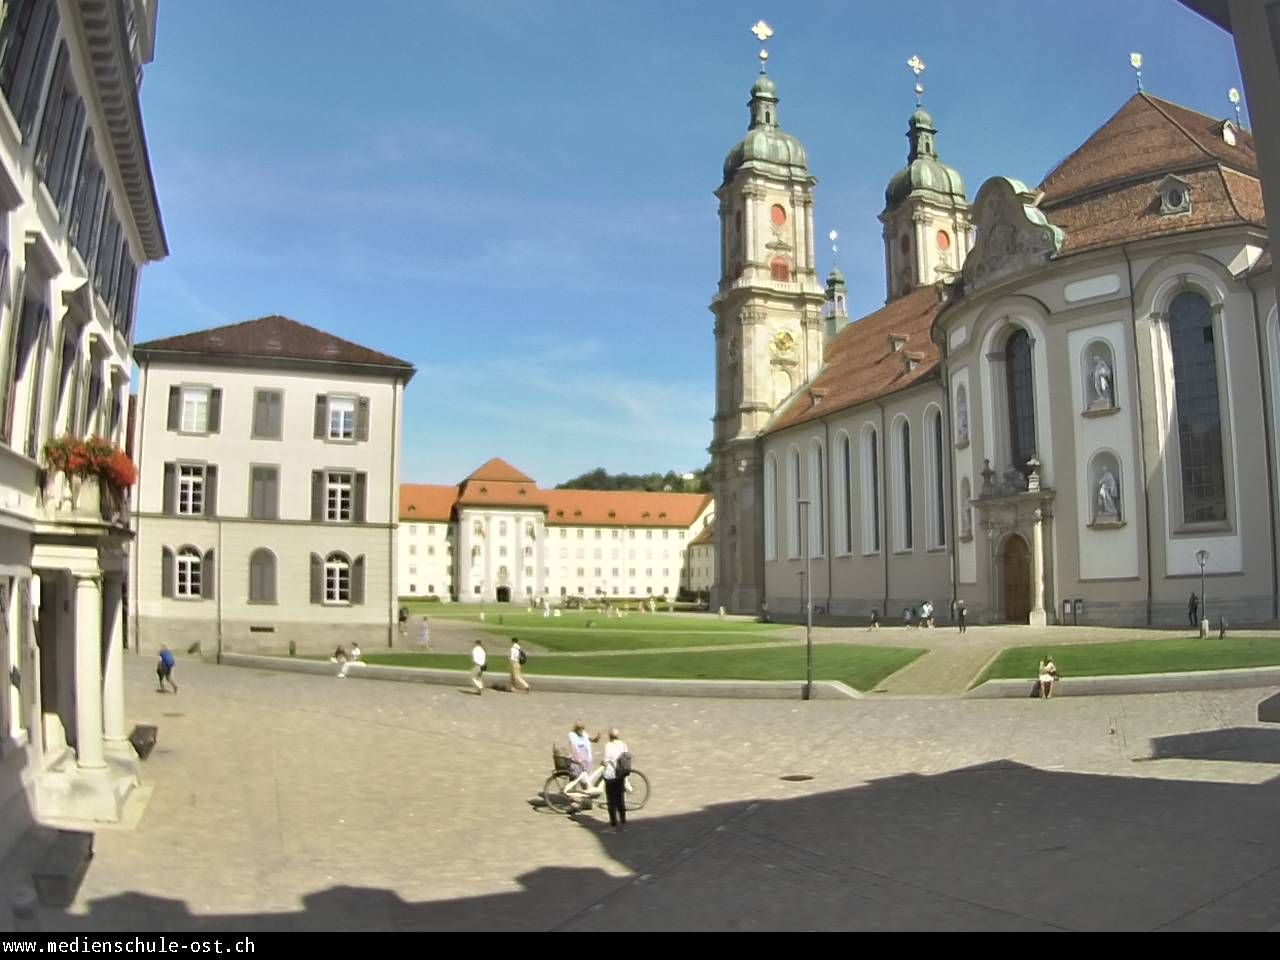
1195 549 1210 638
798 498 814 701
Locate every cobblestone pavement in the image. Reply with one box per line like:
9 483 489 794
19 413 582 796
16 655 1278 931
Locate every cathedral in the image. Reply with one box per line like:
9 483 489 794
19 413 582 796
710 46 1275 627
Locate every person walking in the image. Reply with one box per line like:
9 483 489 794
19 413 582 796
397 606 409 637
957 600 967 634
602 728 630 831
471 640 487 695
156 644 178 694
509 637 531 692
1188 593 1200 628
418 617 431 650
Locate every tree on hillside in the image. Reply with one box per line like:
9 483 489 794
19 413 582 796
556 465 711 493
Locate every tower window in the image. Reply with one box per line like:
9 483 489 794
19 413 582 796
770 204 787 227
770 258 790 282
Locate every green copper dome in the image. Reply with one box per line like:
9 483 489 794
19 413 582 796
885 106 966 208
826 265 845 285
723 71 810 182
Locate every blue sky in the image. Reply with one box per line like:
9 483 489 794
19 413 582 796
134 0 1243 487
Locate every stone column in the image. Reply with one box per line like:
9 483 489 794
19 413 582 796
101 576 126 744
986 524 997 623
74 574 106 770
1029 509 1048 628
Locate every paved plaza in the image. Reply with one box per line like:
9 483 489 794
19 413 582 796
8 654 1280 931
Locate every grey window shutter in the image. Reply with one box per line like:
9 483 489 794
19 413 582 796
310 552 322 604
252 391 264 436
161 547 174 598
311 470 323 521
204 465 218 517
313 395 327 439
356 397 370 441
267 467 279 520
167 386 180 430
202 549 215 599
352 555 365 605
162 463 175 516
208 388 222 434
354 472 367 523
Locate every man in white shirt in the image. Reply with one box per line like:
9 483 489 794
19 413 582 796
603 728 630 830
338 642 363 679
471 640 486 695
509 638 530 692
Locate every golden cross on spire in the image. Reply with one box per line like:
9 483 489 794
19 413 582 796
751 20 773 72
907 54 926 105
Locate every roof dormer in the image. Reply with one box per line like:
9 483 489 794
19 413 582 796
1158 174 1192 216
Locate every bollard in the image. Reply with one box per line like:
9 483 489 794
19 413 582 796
11 885 38 932
288 641 296 657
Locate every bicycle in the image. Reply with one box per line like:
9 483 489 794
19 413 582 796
543 750 650 814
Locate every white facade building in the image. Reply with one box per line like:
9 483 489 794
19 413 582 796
399 459 713 603
0 0 167 858
131 315 414 655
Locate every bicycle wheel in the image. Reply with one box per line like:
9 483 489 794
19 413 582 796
622 770 650 811
543 773 576 814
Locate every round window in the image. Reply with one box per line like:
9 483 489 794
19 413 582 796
1167 189 1184 208
937 230 951 251
770 204 787 227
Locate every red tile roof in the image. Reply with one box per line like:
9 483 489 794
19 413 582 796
464 458 536 483
1038 95 1264 256
399 484 457 522
1040 94 1257 204
765 287 943 434
134 315 414 371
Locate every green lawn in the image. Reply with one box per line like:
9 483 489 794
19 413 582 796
976 635 1280 687
364 644 925 693
473 628 784 653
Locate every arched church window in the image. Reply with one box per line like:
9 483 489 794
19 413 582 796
764 454 778 562
788 447 802 559
808 440 825 558
1169 291 1227 523
770 258 791 282
894 418 913 551
928 408 946 549
1005 329 1036 475
862 427 880 554
837 433 854 555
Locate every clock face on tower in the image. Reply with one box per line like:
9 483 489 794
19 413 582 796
771 331 796 355
771 204 787 228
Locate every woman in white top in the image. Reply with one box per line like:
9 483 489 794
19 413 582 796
509 638 531 692
602 728 629 830
471 641 486 695
1038 655 1059 699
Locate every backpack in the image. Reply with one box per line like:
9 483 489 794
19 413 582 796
616 750 632 777
518 647 528 665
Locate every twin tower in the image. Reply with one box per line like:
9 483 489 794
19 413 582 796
709 61 973 612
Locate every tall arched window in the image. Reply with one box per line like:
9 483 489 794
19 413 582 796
862 427 880 554
836 433 854 555
324 552 351 603
176 546 202 598
764 453 778 562
787 447 802 559
894 418 913 551
1169 291 1227 523
1006 329 1036 473
808 440 825 558
248 548 276 603
927 407 946 549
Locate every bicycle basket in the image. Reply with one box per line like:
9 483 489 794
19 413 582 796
552 749 573 774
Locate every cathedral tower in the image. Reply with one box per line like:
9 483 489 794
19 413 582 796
880 60 972 301
709 23 826 612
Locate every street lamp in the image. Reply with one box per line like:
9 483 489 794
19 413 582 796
1195 549 1210 637
798 498 814 701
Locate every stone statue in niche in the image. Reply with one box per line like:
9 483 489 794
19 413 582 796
1089 353 1114 409
1096 466 1120 521
961 503 973 539
1001 467 1028 495
956 396 969 445
981 459 996 497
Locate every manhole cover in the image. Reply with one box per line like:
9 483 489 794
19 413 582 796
779 775 814 783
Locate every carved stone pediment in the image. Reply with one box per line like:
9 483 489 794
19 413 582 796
962 177 1065 292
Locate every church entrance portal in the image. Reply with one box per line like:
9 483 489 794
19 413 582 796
1003 535 1032 623
496 587 512 603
